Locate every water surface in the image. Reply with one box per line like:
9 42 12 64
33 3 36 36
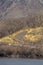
0 58 43 65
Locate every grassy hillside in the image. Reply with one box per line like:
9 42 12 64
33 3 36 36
0 14 43 38
0 27 43 44
0 14 43 58
24 27 43 42
0 14 43 44
0 29 25 44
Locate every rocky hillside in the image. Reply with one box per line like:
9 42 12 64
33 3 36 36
0 0 43 20
0 14 43 38
0 0 43 38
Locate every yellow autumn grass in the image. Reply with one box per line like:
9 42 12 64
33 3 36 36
24 27 43 42
0 36 20 44
0 29 27 44
0 27 43 43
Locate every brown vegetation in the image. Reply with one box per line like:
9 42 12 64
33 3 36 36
0 43 43 58
0 14 43 38
0 14 43 58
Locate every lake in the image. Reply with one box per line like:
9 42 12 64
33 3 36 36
0 58 43 65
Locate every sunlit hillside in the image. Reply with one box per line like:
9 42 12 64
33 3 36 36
0 27 43 44
24 27 43 42
0 29 27 44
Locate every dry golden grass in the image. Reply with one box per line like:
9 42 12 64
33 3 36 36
0 27 43 43
24 27 43 42
0 36 19 44
0 29 27 44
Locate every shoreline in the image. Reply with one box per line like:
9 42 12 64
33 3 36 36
0 43 43 59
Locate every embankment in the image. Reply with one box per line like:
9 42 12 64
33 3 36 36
0 43 43 59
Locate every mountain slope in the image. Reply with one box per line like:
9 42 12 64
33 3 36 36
0 27 43 44
0 0 43 20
